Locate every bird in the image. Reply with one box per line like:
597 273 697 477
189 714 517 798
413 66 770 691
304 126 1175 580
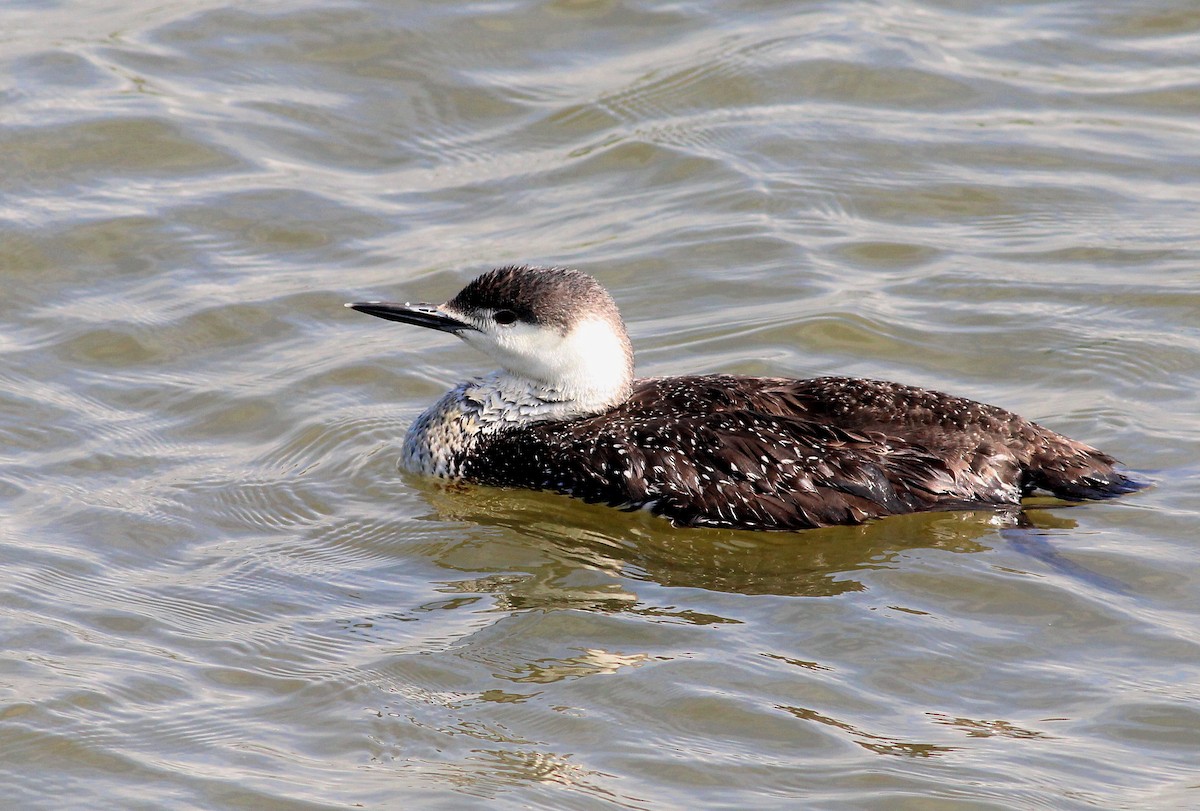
347 265 1141 531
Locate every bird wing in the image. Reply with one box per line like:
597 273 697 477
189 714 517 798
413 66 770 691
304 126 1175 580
466 406 977 530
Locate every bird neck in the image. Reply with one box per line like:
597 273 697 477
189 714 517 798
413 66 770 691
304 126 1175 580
470 368 630 425
399 369 629 478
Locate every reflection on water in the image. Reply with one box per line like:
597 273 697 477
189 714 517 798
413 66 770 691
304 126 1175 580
419 481 1099 598
2 0 1199 808
781 705 958 758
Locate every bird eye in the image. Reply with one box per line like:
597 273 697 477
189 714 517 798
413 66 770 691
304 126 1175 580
493 310 518 325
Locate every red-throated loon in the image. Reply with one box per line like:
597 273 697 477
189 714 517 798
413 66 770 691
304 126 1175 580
347 265 1141 531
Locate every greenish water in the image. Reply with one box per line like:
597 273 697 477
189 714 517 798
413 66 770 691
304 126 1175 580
2 1 1198 809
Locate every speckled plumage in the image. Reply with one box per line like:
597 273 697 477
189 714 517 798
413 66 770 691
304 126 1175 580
350 266 1141 531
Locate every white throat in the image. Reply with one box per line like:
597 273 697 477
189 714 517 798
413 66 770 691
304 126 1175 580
459 313 633 420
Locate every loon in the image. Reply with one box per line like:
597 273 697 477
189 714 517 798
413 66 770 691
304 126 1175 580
348 265 1141 531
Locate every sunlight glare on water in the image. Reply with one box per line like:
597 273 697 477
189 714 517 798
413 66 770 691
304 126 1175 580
1 0 1199 809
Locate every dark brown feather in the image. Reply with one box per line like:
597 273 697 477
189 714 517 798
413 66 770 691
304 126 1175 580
456 375 1140 530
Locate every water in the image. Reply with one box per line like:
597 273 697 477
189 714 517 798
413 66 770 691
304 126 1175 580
2 1 1199 808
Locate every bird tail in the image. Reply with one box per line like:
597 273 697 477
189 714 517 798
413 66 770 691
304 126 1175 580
1027 434 1146 501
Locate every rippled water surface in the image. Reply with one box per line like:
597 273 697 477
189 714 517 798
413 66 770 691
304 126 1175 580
3 1 1199 808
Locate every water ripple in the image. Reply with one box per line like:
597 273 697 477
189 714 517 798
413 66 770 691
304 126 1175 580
2 0 1198 808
